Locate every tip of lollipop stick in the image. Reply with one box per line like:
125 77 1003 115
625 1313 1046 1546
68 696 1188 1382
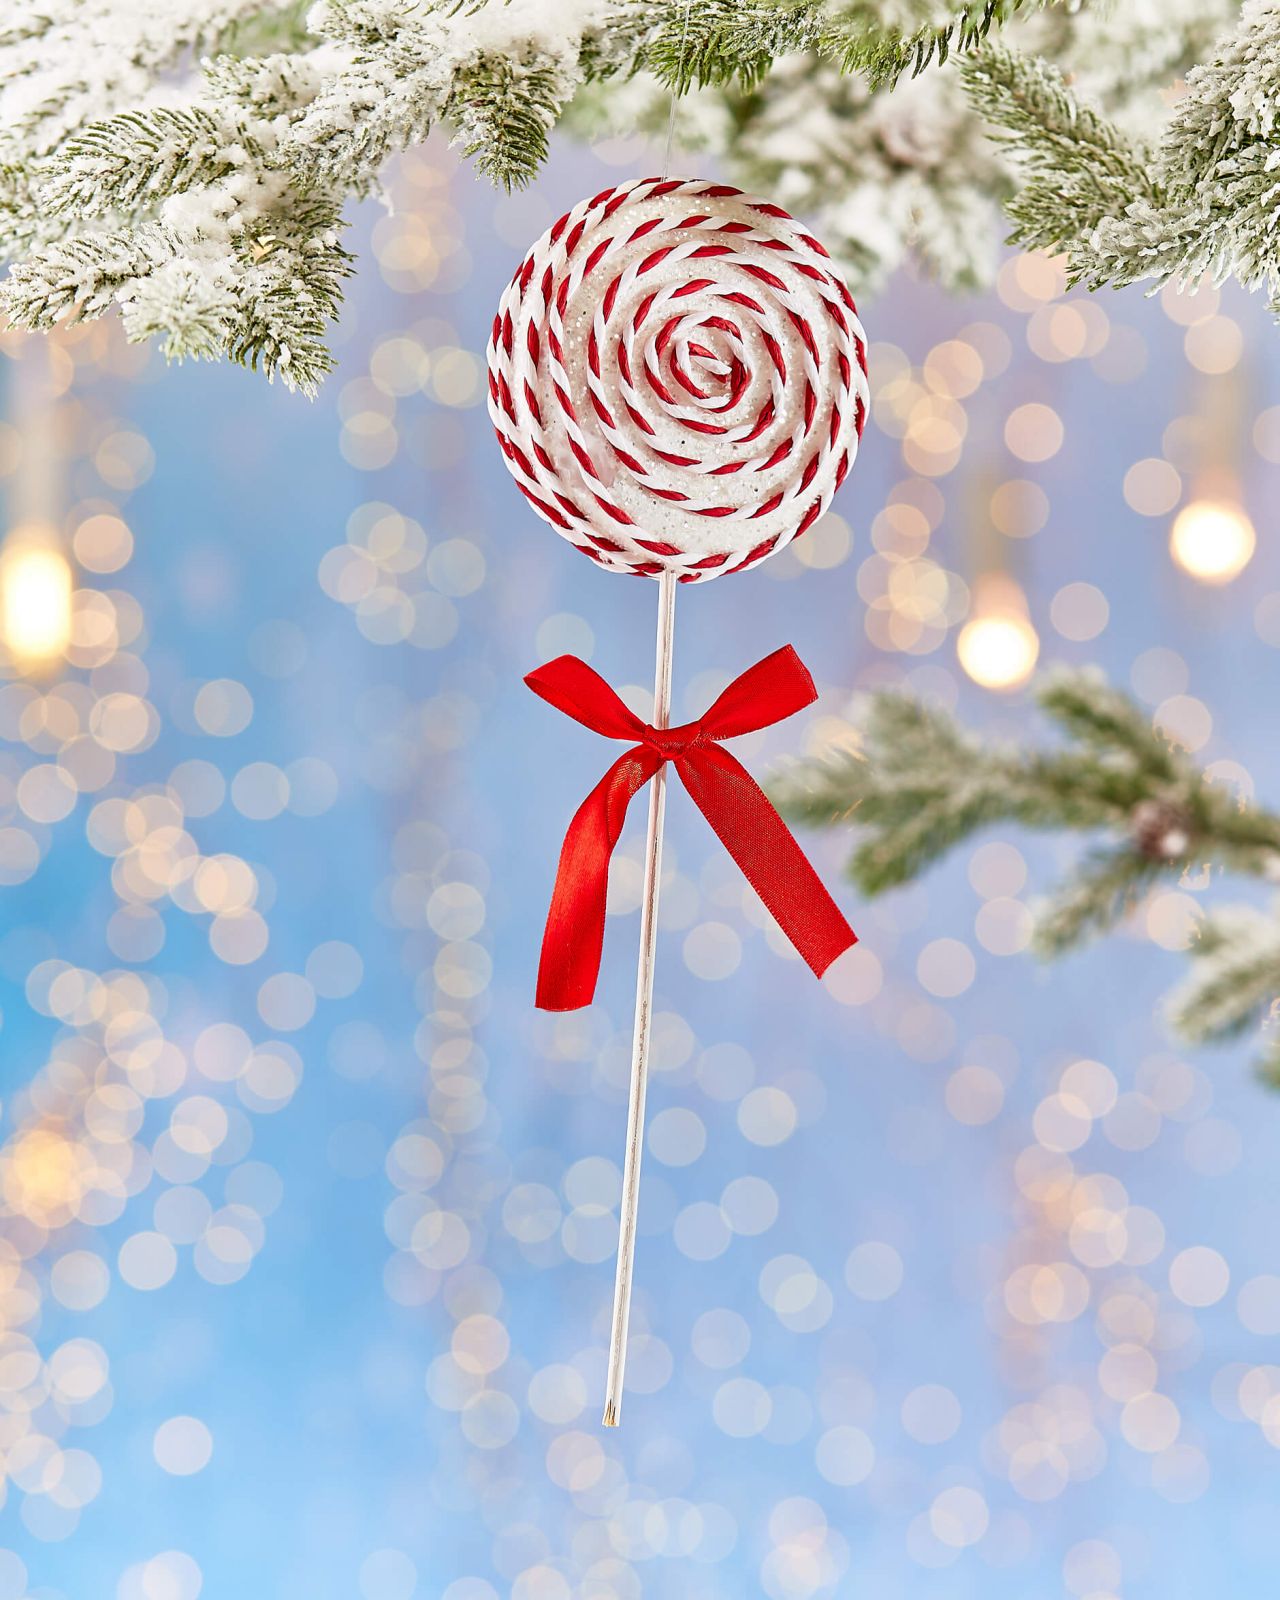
602 1400 619 1428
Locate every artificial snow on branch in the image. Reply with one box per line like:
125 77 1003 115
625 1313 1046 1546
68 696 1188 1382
0 0 1265 390
642 0 1052 95
964 2 1280 309
959 43 1162 260
772 671 1280 1084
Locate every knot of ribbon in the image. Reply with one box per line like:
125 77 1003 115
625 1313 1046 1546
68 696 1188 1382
525 645 857 1011
639 720 703 759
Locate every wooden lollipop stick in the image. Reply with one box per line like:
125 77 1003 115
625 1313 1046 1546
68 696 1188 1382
602 568 676 1427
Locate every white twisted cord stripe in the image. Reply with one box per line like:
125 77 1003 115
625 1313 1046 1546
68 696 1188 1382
488 176 870 583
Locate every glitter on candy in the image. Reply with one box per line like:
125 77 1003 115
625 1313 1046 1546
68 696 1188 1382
487 176 870 582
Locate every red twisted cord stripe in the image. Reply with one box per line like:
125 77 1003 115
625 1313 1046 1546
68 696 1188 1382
488 177 870 584
525 646 857 1010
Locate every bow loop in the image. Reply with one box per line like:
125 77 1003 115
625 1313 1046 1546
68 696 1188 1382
524 655 647 742
699 645 817 741
528 646 856 1011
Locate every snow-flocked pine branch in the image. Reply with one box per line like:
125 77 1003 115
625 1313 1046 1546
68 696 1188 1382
963 1 1280 311
0 0 1266 391
772 671 1280 1083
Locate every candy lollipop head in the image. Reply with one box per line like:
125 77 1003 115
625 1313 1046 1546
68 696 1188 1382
487 177 869 584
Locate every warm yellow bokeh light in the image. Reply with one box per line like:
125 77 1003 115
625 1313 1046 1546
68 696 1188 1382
1 542 73 667
958 611 1040 691
3 1125 85 1223
1169 499 1256 585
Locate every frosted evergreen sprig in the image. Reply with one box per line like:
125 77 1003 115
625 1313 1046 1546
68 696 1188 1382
642 0 829 94
0 0 1262 389
962 2 1280 315
772 671 1280 1081
446 53 568 188
43 109 248 221
1170 908 1280 1047
960 43 1160 263
641 1 1055 95
854 0 1052 90
3 226 183 328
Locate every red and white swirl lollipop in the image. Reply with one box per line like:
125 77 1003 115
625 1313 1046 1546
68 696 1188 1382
492 176 868 1429
488 175 869 583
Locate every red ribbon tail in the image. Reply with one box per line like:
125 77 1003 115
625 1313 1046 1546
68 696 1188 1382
676 745 856 979
535 744 664 1011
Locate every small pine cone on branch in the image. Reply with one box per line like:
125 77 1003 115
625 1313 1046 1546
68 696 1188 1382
1130 798 1192 861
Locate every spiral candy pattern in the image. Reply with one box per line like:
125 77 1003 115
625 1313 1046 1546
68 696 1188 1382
487 177 869 583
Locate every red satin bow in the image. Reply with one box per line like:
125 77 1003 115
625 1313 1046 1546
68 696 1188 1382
525 645 856 1011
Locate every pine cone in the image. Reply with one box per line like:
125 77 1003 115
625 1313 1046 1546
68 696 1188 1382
1130 798 1192 861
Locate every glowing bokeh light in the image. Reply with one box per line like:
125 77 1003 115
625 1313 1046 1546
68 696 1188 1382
957 580 1040 691
1169 499 1256 584
1 539 73 667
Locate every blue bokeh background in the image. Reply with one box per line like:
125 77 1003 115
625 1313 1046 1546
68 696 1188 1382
2 130 1279 1599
